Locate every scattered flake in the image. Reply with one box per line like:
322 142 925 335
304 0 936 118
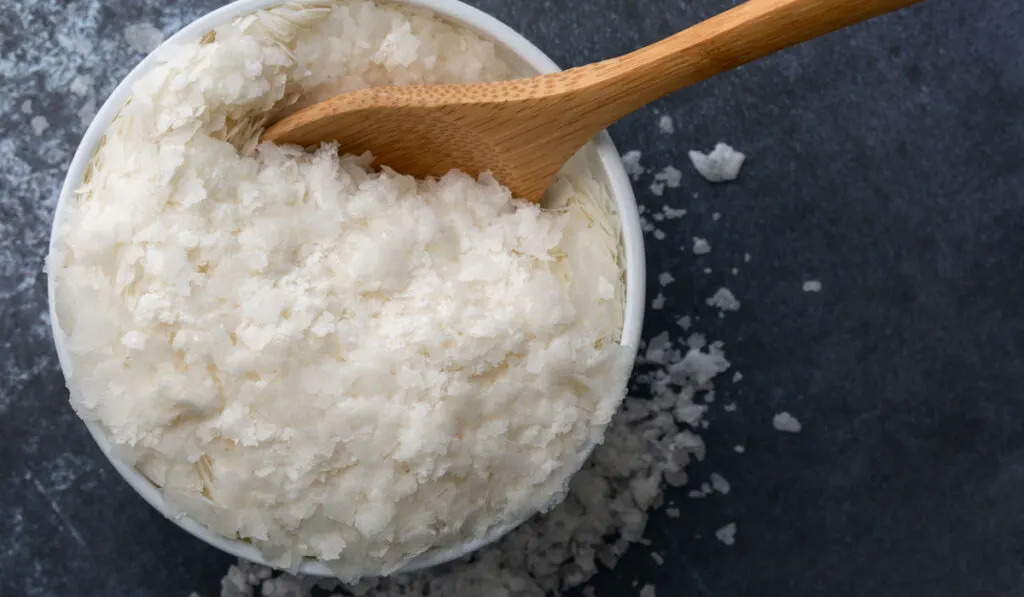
692 237 711 255
688 142 746 183
773 411 803 433
658 114 675 134
653 229 666 240
674 402 706 427
658 272 675 287
710 473 731 495
77 97 97 129
583 587 596 597
675 316 692 330
30 116 49 136
712 212 721 221
652 213 664 222
640 585 657 597
621 150 644 180
649 181 665 196
706 287 740 312
20 99 32 114
651 292 666 310
650 552 664 566
732 371 743 383
124 22 165 54
704 267 713 275
734 445 746 453
665 507 680 519
731 267 739 275
654 165 683 188
70 74 93 96
715 522 737 546
723 402 737 412
662 205 687 219
743 253 751 263
803 280 822 292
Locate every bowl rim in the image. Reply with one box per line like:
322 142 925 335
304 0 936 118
47 0 646 578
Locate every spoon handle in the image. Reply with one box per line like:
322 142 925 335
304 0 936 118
567 0 925 130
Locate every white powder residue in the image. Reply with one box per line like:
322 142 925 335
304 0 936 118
710 472 730 494
654 165 682 188
30 116 49 136
803 280 823 292
51 1 630 579
715 522 737 545
76 97 96 129
621 150 645 180
124 22 164 54
662 205 686 219
773 412 803 433
70 74 93 96
688 142 745 183
657 114 674 134
692 237 710 255
706 287 740 312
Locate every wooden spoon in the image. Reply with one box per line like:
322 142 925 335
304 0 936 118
262 0 924 203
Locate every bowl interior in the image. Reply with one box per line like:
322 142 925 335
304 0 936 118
47 0 645 577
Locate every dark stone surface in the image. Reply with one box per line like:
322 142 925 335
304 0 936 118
1 0 1022 595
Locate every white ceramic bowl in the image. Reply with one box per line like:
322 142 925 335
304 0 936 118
48 0 645 577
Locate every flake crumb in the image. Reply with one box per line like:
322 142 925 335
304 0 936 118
803 280 822 292
651 292 666 310
659 272 675 287
676 316 692 330
723 402 737 412
651 552 664 566
773 411 803 433
20 99 32 114
125 22 165 54
710 473 731 494
692 237 711 255
712 212 721 221
731 267 739 275
649 181 665 196
658 114 675 134
662 205 687 219
30 115 49 135
640 584 657 597
654 165 683 188
688 142 746 183
732 371 743 383
621 150 644 180
665 507 680 519
743 252 751 263
706 287 740 312
70 75 93 96
653 213 664 222
716 522 737 545
734 444 745 453
653 229 666 240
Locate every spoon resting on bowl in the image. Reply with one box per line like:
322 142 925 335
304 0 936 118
262 0 924 203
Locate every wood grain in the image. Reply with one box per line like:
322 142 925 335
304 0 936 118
262 0 925 202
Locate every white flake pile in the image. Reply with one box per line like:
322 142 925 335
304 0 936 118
201 309 733 597
688 143 745 183
49 0 631 579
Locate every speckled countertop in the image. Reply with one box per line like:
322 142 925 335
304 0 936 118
2 0 1023 595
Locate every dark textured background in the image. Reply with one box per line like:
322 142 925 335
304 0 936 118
2 0 1023 595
